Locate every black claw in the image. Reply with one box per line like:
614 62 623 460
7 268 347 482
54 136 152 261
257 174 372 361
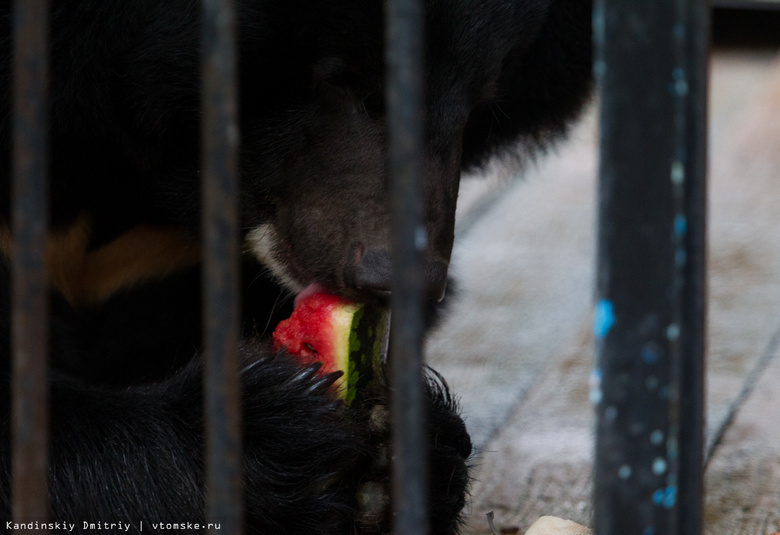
241 355 271 375
307 370 344 395
239 345 281 376
289 361 324 385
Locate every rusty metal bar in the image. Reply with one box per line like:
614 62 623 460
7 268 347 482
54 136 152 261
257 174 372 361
385 0 429 533
11 0 50 528
11 0 50 529
593 1 708 534
201 0 242 532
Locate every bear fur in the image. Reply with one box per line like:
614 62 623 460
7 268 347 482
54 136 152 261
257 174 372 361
0 0 592 533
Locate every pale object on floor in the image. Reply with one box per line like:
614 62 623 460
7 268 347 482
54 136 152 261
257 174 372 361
525 516 591 535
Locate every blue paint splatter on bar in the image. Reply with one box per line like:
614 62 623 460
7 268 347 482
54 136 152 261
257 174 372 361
594 300 616 339
674 214 687 236
653 486 678 509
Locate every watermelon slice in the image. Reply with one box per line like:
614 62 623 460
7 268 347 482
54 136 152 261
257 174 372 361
272 290 389 404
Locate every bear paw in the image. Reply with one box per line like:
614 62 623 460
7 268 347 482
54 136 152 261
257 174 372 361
353 372 472 535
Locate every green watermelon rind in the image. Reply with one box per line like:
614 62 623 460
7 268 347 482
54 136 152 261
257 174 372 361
345 305 389 405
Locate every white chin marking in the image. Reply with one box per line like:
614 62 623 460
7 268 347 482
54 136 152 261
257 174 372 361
244 223 305 293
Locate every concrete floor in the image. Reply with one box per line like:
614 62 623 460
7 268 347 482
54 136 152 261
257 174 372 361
426 48 780 534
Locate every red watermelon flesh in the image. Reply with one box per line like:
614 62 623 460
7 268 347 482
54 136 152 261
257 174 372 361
272 292 357 371
272 290 388 403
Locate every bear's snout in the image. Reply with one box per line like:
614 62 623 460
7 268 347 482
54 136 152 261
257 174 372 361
346 247 449 302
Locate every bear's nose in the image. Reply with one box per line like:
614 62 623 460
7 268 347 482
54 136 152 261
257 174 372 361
348 247 448 302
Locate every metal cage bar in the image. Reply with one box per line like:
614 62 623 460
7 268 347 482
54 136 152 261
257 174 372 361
593 1 709 534
385 0 430 533
201 0 243 532
11 0 50 528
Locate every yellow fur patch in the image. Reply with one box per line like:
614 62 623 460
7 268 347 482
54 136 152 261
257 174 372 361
1 217 201 307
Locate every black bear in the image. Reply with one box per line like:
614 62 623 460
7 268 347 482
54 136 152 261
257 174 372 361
0 0 592 533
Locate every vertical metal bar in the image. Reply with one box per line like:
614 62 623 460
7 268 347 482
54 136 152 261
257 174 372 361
592 1 708 534
201 0 242 533
676 3 708 533
385 0 429 533
11 0 50 528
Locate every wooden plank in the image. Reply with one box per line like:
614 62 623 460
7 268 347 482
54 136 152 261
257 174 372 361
460 324 595 534
702 52 780 535
704 52 780 454
704 338 780 534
